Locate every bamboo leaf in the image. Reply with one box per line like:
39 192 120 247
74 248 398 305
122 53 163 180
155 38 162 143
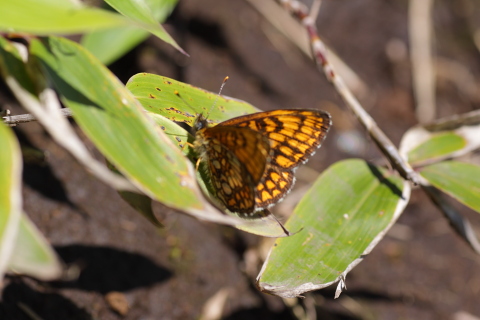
0 0 131 34
257 159 411 298
400 110 480 167
420 161 480 213
8 213 63 280
103 0 185 54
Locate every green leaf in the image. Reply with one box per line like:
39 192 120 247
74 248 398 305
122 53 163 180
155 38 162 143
0 0 132 34
82 0 178 65
0 123 22 280
29 36 236 225
400 110 480 167
82 0 178 64
145 112 192 152
257 159 411 298
127 73 258 125
420 161 480 213
8 213 63 280
103 0 185 54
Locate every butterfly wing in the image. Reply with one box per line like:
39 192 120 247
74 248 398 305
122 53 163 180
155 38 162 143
196 125 271 214
219 109 331 169
255 166 295 209
218 109 332 210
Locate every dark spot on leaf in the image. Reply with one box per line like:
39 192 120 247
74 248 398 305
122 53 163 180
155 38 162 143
149 94 155 99
156 87 162 91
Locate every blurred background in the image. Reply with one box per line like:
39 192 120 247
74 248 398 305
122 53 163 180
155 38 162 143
1 0 480 319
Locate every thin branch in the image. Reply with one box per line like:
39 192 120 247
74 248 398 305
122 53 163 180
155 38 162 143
245 0 368 98
2 108 73 126
277 0 420 185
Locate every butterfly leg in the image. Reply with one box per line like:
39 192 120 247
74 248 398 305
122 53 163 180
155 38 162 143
196 157 201 171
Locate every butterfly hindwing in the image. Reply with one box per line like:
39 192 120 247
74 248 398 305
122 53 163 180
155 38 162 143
255 166 295 209
196 125 271 214
202 125 271 184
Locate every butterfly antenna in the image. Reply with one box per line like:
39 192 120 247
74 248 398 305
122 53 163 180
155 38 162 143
205 76 229 120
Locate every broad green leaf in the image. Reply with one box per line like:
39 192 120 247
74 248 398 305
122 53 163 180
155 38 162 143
0 0 132 34
257 159 411 298
0 123 22 280
400 110 480 167
104 0 185 54
29 36 237 225
420 161 480 213
127 73 258 125
8 213 63 280
81 0 178 65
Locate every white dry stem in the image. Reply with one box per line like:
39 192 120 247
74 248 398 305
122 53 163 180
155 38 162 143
409 0 436 123
5 76 139 192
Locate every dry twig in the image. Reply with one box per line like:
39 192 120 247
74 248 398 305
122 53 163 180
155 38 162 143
2 108 72 126
276 0 420 185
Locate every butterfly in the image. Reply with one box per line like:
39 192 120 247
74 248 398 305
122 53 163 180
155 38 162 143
192 109 331 216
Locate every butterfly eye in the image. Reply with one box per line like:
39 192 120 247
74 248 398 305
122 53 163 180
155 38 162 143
193 114 208 132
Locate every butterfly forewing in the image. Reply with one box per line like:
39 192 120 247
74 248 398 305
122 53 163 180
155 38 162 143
219 109 331 169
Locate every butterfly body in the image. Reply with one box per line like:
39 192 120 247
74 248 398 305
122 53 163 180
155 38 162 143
193 109 331 216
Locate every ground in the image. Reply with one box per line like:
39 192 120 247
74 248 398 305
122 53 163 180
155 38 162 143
1 0 480 319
